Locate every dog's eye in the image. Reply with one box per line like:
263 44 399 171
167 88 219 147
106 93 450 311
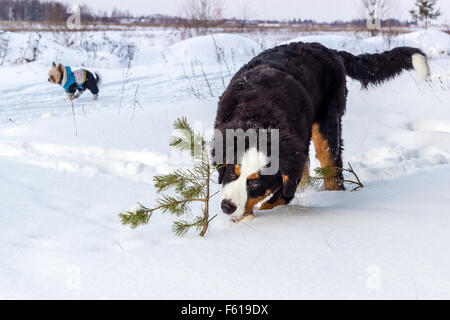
247 179 260 189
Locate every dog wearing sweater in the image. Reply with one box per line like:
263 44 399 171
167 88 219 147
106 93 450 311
48 62 101 100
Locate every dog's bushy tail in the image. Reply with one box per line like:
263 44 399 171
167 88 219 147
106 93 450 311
336 47 429 88
94 72 101 86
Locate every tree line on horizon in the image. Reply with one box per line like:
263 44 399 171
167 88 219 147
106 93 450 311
0 0 441 30
0 0 133 23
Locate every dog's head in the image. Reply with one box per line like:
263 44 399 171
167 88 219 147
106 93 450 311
217 148 285 220
48 62 64 84
212 120 303 220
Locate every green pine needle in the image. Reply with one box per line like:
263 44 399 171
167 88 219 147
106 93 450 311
314 166 333 177
180 184 205 200
170 118 207 159
172 117 192 133
303 164 363 192
157 195 192 216
172 216 205 237
119 204 154 229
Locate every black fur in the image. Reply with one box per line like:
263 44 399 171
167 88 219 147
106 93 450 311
94 72 101 87
336 46 427 88
67 70 100 96
212 42 426 209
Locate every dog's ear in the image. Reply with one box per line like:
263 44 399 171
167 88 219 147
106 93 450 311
217 164 226 184
52 62 56 67
57 64 63 73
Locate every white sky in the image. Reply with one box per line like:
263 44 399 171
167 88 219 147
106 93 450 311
62 0 449 23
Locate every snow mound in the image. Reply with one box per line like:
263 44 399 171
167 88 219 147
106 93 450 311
0 29 446 71
286 29 450 58
134 33 260 67
394 30 450 57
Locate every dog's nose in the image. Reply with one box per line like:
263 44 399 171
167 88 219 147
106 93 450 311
221 199 237 215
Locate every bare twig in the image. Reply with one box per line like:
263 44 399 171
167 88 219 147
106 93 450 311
119 56 132 114
130 84 142 122
311 163 364 191
70 100 78 136
342 162 364 191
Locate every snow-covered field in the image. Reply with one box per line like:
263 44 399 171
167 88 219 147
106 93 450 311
0 28 449 299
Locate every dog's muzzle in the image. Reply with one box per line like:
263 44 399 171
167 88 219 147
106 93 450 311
221 199 237 215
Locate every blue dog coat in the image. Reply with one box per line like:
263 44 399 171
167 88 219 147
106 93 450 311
63 66 86 92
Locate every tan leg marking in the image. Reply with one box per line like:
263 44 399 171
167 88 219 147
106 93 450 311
259 198 286 211
244 190 271 215
311 123 340 191
298 158 312 190
301 158 310 183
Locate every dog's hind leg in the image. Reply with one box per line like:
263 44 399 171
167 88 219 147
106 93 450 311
73 91 82 99
312 64 347 191
84 71 100 99
301 157 310 183
312 118 345 191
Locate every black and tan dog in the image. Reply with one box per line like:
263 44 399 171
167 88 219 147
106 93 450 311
212 42 429 221
48 62 101 100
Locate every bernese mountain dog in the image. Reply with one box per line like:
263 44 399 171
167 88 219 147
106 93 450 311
212 42 429 222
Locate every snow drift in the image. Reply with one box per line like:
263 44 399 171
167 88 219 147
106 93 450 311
0 28 449 299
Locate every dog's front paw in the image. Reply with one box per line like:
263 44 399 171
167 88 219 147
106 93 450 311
232 212 255 223
93 94 98 101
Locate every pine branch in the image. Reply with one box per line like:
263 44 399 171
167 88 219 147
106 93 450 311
119 204 155 229
153 168 204 193
170 118 207 160
172 216 205 237
173 213 218 237
118 117 219 237
180 183 206 200
156 194 205 216
172 117 192 132
314 167 333 177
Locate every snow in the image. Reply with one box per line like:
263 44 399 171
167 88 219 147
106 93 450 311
286 29 450 58
0 28 449 299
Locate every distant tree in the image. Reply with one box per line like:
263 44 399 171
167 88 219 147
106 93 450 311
29 0 43 21
409 0 441 29
80 4 95 23
358 0 399 36
180 0 225 37
111 7 121 19
0 0 67 22
238 0 252 30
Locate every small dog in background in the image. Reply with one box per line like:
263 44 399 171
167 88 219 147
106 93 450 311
48 62 101 100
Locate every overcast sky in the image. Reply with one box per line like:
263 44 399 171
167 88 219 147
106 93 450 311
63 0 449 23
